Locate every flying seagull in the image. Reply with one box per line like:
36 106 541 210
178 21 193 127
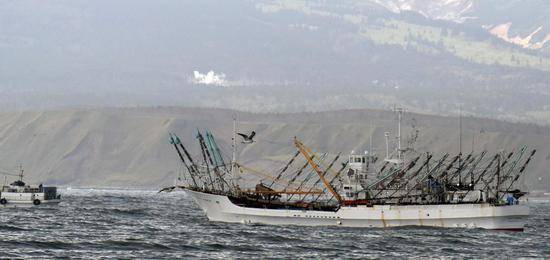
237 131 256 144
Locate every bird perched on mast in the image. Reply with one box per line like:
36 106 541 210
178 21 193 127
237 131 256 144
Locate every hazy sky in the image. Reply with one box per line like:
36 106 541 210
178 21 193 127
1 0 549 123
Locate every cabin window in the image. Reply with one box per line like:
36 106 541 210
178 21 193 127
362 157 366 163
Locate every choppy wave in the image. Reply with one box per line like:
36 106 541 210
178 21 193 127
0 189 549 258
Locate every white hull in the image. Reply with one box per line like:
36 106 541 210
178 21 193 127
186 189 529 231
0 199 61 208
1 191 61 208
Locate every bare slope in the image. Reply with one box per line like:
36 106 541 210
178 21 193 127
0 107 547 190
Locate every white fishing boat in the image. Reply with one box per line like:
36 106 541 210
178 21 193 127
166 111 534 231
0 167 61 207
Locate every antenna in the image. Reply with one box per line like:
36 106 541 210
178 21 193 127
394 106 405 165
232 117 237 165
369 121 373 156
458 104 463 184
19 164 24 182
231 116 238 188
384 132 390 159
471 131 475 154
459 105 462 155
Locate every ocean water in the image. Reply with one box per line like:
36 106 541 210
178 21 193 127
1 189 549 259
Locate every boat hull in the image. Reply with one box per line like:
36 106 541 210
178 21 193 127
186 189 529 230
0 199 61 208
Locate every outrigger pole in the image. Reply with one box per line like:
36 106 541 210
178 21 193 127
452 153 473 185
402 153 449 198
195 130 216 190
480 151 514 193
173 134 201 182
231 117 237 183
372 156 420 199
448 151 487 198
286 153 328 201
459 153 500 202
291 153 340 202
313 161 349 203
205 131 229 174
387 154 432 200
499 147 527 187
236 163 301 188
294 138 343 203
467 151 487 187
282 154 317 192
169 133 198 187
436 154 461 182
268 151 300 189
498 149 536 201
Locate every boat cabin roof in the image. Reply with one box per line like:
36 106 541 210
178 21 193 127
10 180 26 187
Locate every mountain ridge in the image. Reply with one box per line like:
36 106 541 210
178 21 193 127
1 1 549 125
0 107 548 191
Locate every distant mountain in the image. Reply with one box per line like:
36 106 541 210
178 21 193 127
0 107 547 191
253 0 550 121
370 0 550 50
0 0 549 124
370 0 475 23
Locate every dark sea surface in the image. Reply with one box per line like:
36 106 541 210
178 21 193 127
1 189 549 259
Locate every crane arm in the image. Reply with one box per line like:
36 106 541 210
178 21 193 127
293 138 342 203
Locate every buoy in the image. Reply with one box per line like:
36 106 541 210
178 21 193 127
33 199 41 206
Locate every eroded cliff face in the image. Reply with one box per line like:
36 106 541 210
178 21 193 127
0 107 547 191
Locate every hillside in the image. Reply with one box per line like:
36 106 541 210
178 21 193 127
0 107 547 191
1 1 549 123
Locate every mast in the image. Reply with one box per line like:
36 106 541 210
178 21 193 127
369 121 373 155
232 117 237 176
395 107 403 163
19 164 24 182
495 154 501 201
384 131 390 159
458 105 463 185
391 106 406 169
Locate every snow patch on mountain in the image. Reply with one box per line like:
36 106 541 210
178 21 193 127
489 23 550 50
370 0 475 23
370 0 549 50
